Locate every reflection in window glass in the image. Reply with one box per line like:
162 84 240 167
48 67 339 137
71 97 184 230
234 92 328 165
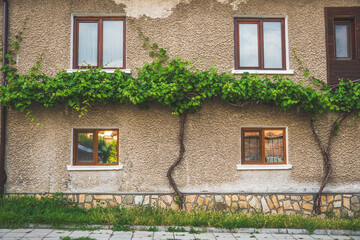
335 24 349 58
98 130 118 164
239 23 259 67
264 21 282 68
244 131 261 162
77 132 94 162
264 130 284 163
103 21 123 68
78 22 98 66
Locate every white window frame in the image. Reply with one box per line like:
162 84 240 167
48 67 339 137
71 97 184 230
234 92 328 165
237 126 292 170
67 127 124 171
232 15 294 75
67 13 131 74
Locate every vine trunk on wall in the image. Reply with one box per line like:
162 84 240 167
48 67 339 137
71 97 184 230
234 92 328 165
310 113 349 214
167 112 187 209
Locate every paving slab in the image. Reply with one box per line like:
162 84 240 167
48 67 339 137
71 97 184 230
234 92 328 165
173 232 196 240
213 232 237 240
46 230 73 238
233 233 258 240
271 234 295 239
154 231 174 240
88 234 111 240
194 233 216 240
110 231 133 240
291 234 315 240
1 229 30 239
68 230 92 238
253 233 277 240
89 230 113 240
311 235 334 240
133 231 154 240
23 228 53 238
328 236 354 240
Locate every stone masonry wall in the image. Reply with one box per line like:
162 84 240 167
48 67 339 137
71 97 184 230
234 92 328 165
6 193 360 217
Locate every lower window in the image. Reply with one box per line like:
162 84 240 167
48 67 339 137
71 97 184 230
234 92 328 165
241 128 286 165
73 129 119 166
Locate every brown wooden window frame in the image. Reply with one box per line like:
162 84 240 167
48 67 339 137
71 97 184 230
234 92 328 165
73 16 126 69
325 7 360 86
241 128 287 165
234 18 286 70
73 129 119 166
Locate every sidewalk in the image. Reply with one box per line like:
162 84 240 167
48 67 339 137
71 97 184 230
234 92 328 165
1 229 360 240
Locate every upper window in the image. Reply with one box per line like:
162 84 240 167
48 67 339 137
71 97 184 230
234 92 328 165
234 18 286 70
73 129 119 166
241 128 286 165
325 8 360 86
73 17 126 69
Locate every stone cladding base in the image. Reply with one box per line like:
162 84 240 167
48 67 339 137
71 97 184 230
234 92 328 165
5 193 360 217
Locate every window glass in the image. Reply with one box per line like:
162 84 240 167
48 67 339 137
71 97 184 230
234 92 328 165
243 131 261 162
76 132 94 163
78 22 98 66
335 24 349 58
239 23 259 67
264 130 284 163
263 21 282 68
103 20 124 68
97 130 118 164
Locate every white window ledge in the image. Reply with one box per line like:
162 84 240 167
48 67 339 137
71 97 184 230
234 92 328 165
232 70 294 75
237 164 293 170
66 69 131 74
67 164 124 171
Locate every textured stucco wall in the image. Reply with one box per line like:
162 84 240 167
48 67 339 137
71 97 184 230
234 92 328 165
3 0 360 194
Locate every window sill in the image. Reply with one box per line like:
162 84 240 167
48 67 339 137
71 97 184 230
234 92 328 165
232 69 294 75
67 164 124 171
237 164 293 170
66 69 132 74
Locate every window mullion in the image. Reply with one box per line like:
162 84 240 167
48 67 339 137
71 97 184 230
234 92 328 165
259 20 264 69
98 19 103 68
94 130 99 165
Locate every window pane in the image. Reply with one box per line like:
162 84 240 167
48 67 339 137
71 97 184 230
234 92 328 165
243 131 261 162
264 21 283 69
78 22 98 66
335 24 349 58
239 23 259 67
77 132 94 163
103 21 123 68
264 130 284 163
98 131 118 164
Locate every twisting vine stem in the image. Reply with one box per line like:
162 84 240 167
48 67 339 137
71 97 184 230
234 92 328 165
167 111 188 209
310 112 349 214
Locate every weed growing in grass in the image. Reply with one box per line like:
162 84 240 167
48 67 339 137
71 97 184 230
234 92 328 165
148 226 158 232
189 227 201 234
168 226 187 232
113 225 131 231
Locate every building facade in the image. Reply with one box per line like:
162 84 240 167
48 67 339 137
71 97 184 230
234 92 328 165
1 0 360 215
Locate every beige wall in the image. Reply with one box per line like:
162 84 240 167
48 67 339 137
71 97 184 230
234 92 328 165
4 0 360 194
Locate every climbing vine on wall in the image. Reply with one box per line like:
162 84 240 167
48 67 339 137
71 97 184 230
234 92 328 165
1 26 360 212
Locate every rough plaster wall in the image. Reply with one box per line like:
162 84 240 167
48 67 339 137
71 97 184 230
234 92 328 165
5 102 360 194
3 0 360 194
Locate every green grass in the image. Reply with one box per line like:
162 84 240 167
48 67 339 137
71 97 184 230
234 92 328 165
168 226 187 232
0 195 359 231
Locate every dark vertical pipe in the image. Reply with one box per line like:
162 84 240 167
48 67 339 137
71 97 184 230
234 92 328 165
0 0 9 197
